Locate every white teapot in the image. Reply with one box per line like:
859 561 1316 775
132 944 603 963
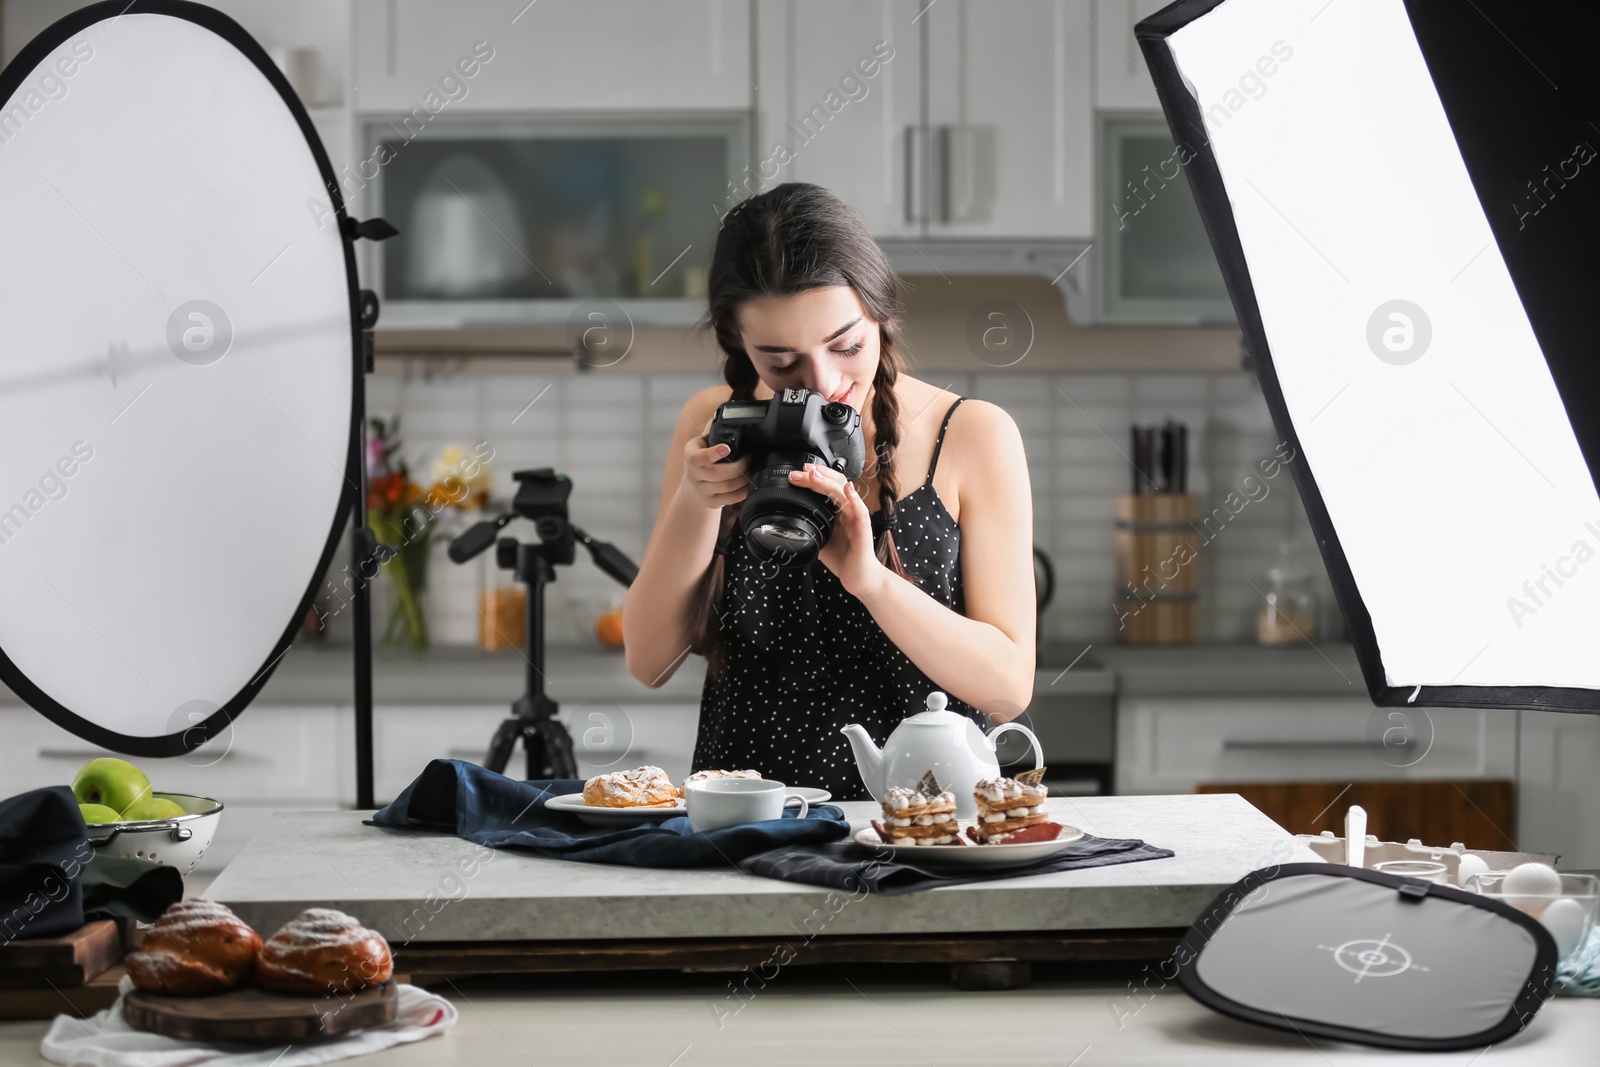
840 691 1042 819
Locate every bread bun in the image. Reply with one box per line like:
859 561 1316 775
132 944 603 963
583 765 680 807
125 899 262 996
256 908 393 996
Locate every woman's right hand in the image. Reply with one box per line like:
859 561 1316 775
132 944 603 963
678 418 752 510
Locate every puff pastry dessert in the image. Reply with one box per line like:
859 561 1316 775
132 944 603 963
583 765 680 807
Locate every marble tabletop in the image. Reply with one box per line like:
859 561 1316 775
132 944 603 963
205 792 1322 942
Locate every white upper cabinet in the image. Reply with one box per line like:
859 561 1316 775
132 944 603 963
1093 0 1166 111
753 0 922 239
352 0 753 112
923 0 1093 238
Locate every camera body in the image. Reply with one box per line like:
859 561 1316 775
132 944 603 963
707 388 867 565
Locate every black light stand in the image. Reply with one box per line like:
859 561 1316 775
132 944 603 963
449 469 638 780
350 287 383 810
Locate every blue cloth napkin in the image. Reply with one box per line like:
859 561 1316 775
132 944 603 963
1557 924 1600 997
365 759 850 868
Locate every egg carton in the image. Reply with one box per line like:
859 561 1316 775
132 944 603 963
1298 831 1559 885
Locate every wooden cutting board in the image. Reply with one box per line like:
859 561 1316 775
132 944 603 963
0 920 122 988
123 981 397 1041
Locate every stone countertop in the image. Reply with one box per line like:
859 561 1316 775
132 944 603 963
205 793 1320 942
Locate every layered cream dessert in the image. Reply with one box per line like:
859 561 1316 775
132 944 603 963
969 776 1050 842
877 783 960 845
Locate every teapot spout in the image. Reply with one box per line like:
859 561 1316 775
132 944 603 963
839 724 885 802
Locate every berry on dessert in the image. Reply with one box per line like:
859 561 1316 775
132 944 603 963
970 776 1050 842
878 783 960 846
582 765 680 807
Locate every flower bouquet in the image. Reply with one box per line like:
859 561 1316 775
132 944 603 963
366 417 492 649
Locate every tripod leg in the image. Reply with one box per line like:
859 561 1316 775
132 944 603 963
484 718 520 775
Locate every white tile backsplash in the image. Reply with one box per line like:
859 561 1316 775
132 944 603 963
352 368 1338 649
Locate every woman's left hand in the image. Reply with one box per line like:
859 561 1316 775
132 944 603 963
787 462 887 601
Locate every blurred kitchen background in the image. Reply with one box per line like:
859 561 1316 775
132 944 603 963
3 0 1591 876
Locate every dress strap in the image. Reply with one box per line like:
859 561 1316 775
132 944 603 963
924 396 966 487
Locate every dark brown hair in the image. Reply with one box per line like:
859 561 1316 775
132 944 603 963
687 182 916 678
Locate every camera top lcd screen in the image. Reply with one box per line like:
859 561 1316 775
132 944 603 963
722 404 769 419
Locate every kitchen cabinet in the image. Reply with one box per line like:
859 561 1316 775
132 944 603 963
754 0 922 238
1116 696 1517 795
923 0 1093 237
352 0 752 113
1092 0 1166 110
755 0 1091 240
1518 710 1600 869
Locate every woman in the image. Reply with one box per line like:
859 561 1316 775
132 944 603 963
622 182 1035 801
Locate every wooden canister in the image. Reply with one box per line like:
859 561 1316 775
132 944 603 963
1114 493 1199 646
478 586 526 650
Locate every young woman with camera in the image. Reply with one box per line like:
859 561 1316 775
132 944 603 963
622 183 1036 801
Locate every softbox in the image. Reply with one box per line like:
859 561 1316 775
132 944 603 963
1138 0 1600 711
1176 863 1558 1050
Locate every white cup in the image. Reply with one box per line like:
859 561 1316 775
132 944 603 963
684 778 808 832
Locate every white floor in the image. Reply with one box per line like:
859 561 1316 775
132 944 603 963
6 967 1598 1066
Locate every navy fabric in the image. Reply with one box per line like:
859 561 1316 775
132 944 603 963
365 760 850 868
0 786 87 940
740 834 1174 895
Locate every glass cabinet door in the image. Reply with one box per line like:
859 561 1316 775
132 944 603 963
1100 116 1236 324
362 116 745 324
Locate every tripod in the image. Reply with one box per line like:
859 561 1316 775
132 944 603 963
449 469 638 780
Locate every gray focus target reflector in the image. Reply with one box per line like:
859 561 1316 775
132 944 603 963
0 1 357 755
1176 863 1558 1050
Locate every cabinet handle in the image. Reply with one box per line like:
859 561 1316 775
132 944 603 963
936 124 951 225
38 747 247 763
1221 739 1398 751
903 124 921 225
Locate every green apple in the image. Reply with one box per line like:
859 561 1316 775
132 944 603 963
78 803 123 824
71 757 152 816
123 796 187 821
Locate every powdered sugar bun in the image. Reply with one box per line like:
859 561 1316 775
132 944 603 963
125 898 262 996
256 908 392 996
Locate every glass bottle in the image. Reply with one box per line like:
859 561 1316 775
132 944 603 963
1258 539 1318 646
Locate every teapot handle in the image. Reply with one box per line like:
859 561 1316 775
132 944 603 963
989 722 1043 771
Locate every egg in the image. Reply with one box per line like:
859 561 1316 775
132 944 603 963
1455 853 1490 887
1539 898 1589 959
1502 862 1563 913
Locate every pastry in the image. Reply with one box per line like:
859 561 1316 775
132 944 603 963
683 768 762 789
583 765 680 807
876 782 960 845
124 899 262 996
969 776 1050 842
257 908 393 996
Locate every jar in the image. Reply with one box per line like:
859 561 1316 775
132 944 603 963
1257 540 1318 646
479 586 526 650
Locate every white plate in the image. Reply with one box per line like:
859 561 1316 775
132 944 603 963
852 822 1085 869
791 787 833 805
544 792 685 827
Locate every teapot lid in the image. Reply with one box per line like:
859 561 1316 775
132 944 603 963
903 690 955 724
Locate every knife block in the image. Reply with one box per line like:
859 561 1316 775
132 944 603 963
1114 494 1199 646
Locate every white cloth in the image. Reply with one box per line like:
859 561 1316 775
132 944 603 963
40 975 457 1067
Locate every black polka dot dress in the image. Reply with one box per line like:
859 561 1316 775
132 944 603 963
692 397 986 801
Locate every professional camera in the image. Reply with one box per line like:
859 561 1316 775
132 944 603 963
707 387 867 565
